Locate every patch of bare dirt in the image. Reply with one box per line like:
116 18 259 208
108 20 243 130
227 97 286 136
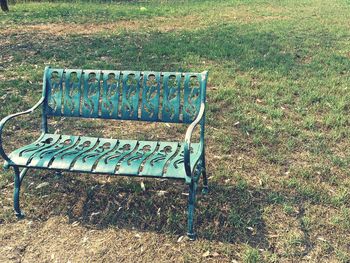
0 216 235 262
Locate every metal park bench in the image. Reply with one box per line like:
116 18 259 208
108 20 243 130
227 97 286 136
0 67 209 239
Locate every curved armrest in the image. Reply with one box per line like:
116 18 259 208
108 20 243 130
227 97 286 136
184 102 205 178
0 98 44 164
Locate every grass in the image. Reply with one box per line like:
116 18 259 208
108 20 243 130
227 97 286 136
0 0 350 262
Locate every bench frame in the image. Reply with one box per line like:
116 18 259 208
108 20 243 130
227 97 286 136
0 67 208 240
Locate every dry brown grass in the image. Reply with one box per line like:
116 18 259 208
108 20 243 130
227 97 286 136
0 216 237 262
1 0 350 262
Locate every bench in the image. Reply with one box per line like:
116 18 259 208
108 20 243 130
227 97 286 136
0 67 208 239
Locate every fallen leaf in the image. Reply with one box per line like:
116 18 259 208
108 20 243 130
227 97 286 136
140 181 146 191
36 182 49 189
202 251 210 258
157 190 167 196
177 236 184 243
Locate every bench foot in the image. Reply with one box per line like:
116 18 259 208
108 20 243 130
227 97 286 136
202 185 209 195
187 232 197 241
15 211 25 219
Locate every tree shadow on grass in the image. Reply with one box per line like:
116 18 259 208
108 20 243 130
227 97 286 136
23 172 271 248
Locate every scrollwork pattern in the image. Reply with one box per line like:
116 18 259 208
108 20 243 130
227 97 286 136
103 73 119 117
66 72 80 115
150 145 173 166
82 142 111 162
184 75 201 122
122 73 140 119
105 144 131 164
48 71 61 113
142 74 159 120
59 140 92 160
38 139 73 158
126 145 152 165
173 147 193 169
84 73 99 115
162 74 180 122
19 138 53 157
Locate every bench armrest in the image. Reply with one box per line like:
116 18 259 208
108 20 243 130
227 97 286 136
184 102 205 179
0 98 44 165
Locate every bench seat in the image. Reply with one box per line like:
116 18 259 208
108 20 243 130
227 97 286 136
8 133 201 182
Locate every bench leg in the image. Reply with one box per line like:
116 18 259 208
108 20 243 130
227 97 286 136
201 155 209 195
13 166 25 219
187 180 197 240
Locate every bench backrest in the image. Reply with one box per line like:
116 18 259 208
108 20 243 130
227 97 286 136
44 68 208 124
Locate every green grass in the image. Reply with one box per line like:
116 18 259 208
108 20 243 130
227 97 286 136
0 0 350 262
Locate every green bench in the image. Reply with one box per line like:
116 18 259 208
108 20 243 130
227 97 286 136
0 67 208 239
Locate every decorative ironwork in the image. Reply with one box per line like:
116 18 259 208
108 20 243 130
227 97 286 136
50 137 98 170
45 69 205 124
71 139 119 172
121 72 140 120
139 142 178 176
150 145 172 166
173 147 194 169
8 134 61 166
118 141 157 174
105 143 132 164
101 71 120 118
19 137 53 157
184 74 201 123
141 72 160 121
59 140 92 160
38 139 73 159
47 69 63 115
94 140 138 174
82 142 112 162
162 73 181 122
64 70 82 116
126 144 152 165
82 71 101 117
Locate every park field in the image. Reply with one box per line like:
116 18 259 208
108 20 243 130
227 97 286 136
0 0 349 262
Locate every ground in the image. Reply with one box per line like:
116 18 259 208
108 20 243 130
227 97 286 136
0 0 349 262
